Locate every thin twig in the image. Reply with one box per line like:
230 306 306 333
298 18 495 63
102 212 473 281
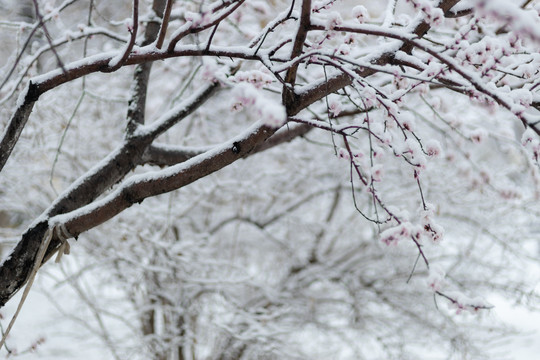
32 0 67 74
106 0 139 71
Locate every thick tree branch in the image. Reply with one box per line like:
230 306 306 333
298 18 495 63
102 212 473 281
141 123 313 167
0 84 39 171
284 0 311 86
140 144 211 167
0 47 265 173
55 123 279 238
0 77 221 306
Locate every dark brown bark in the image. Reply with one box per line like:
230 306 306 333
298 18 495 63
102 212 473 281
0 0 464 308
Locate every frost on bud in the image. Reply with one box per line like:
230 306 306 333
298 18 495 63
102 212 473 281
427 8 444 26
361 86 378 108
380 223 412 246
469 128 487 144
337 147 350 160
232 83 286 128
520 63 536 79
420 205 444 243
258 99 287 128
185 11 203 27
426 265 446 292
393 74 409 90
352 5 370 23
344 34 356 45
417 82 429 95
425 139 442 157
444 292 492 314
370 164 384 182
232 70 274 89
124 18 134 32
201 63 228 84
510 88 533 108
521 127 540 162
325 11 343 30
423 220 444 243
521 127 537 146
231 83 257 112
328 100 342 117
400 112 416 132
337 44 351 56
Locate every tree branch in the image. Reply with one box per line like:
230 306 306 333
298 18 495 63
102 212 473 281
105 0 139 72
140 144 211 167
283 0 311 110
286 0 462 115
126 0 170 135
166 0 246 52
55 123 279 239
155 0 174 49
141 123 313 167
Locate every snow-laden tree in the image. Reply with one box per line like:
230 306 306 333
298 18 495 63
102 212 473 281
0 0 539 358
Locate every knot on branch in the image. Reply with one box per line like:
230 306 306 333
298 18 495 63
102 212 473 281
24 81 41 103
282 88 299 114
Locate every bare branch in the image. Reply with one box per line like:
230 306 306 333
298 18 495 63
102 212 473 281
141 81 220 139
32 0 67 74
140 144 211 167
0 84 38 172
166 0 246 52
283 0 312 109
127 0 178 134
155 0 174 49
445 7 473 18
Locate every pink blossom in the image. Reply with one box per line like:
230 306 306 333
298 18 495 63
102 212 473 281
425 140 442 157
352 5 369 23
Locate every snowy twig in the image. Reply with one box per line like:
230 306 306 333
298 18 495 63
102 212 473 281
106 0 139 72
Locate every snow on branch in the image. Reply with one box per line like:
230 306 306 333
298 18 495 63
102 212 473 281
53 122 279 239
